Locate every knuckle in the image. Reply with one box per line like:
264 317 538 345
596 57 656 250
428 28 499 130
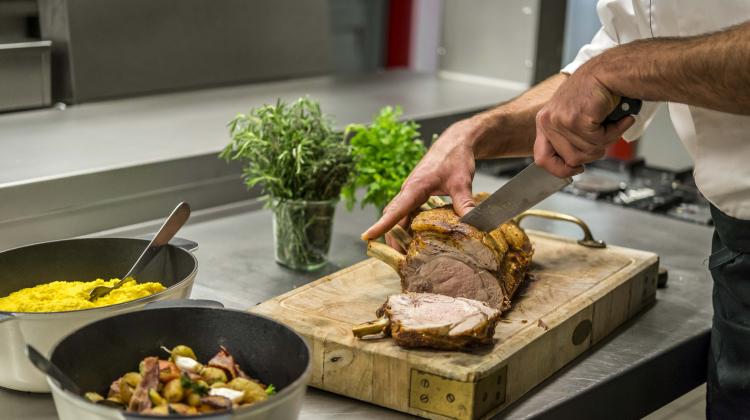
536 109 550 126
560 113 577 128
534 155 551 171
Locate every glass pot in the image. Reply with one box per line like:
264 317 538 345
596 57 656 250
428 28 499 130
271 198 338 271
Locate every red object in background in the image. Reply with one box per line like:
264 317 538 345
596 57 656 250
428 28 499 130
606 137 636 160
386 0 413 67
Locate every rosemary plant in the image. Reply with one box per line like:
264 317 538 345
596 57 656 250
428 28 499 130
220 97 353 270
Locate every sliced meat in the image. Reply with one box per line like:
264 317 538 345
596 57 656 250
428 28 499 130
368 194 533 311
200 395 233 410
127 356 159 412
208 346 238 379
374 293 501 350
107 378 121 398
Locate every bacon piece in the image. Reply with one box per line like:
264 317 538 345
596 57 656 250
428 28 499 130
108 377 121 398
200 395 233 410
158 360 180 382
127 357 159 413
207 346 238 379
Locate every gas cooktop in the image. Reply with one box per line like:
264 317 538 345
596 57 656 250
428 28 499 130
477 157 712 225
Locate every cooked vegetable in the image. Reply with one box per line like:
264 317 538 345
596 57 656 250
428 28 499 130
200 367 227 385
119 372 142 404
227 377 268 404
144 404 169 415
209 387 245 403
85 392 104 403
163 378 183 403
175 355 202 372
200 395 233 410
186 392 202 407
169 403 198 415
87 345 275 415
148 388 166 406
170 345 197 361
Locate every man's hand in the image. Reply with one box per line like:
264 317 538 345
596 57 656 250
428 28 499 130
361 118 481 245
360 74 568 246
533 64 635 177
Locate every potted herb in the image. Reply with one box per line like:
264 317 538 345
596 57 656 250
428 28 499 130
220 98 353 271
342 106 427 213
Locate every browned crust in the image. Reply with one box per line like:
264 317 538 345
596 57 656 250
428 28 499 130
389 317 499 351
378 296 501 351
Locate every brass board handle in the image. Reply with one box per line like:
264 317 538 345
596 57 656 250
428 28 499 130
513 209 606 248
352 317 390 338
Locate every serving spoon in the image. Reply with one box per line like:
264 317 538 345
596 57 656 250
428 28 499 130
88 202 191 301
26 344 82 395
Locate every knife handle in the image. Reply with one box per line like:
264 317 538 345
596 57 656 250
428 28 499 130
603 96 642 124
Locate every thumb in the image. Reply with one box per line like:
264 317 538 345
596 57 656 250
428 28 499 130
449 180 475 217
605 115 636 141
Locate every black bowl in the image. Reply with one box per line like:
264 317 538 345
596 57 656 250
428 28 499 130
49 306 310 414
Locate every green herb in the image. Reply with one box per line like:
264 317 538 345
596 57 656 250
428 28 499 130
220 97 353 202
265 384 276 395
180 373 208 396
220 97 353 269
341 106 427 213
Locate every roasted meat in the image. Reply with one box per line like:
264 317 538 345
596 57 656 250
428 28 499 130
354 293 501 350
367 195 533 311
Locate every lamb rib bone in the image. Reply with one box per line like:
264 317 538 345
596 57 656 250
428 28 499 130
367 240 405 272
353 293 501 350
385 225 413 251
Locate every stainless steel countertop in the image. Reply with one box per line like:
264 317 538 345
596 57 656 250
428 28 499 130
1 174 714 419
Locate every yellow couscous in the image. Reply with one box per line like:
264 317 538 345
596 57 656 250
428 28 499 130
0 278 166 312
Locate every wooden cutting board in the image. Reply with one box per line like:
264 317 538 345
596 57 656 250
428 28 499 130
251 230 659 419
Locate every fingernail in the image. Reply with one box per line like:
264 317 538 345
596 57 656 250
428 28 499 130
360 232 369 241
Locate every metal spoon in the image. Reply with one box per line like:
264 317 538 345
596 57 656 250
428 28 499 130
26 344 82 395
88 202 191 301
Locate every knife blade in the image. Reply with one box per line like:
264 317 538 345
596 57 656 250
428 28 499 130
460 163 571 231
460 96 642 232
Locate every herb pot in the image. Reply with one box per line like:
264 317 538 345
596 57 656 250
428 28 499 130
272 199 337 271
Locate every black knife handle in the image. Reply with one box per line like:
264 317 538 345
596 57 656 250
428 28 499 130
603 96 642 124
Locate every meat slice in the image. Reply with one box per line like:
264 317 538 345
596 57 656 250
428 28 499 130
355 293 501 350
367 194 533 311
127 356 159 412
208 346 238 379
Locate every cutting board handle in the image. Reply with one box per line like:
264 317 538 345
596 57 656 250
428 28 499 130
513 209 606 248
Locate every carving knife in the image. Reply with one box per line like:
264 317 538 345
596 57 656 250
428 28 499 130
460 96 642 232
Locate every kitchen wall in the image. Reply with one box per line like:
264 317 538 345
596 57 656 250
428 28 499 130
439 0 540 87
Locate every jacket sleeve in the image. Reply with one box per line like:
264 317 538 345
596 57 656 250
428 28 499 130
561 0 659 141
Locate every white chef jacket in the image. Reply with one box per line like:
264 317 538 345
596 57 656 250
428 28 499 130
562 0 750 219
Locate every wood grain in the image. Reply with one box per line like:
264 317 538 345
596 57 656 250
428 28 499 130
251 230 659 419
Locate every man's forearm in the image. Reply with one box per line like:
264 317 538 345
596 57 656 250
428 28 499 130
592 20 750 114
469 73 567 159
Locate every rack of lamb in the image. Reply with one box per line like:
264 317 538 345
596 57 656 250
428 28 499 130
354 195 534 350
367 194 533 311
